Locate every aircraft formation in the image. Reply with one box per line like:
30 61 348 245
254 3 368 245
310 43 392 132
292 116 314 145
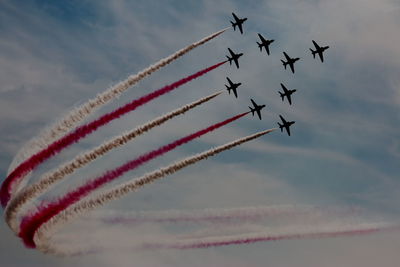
225 12 330 136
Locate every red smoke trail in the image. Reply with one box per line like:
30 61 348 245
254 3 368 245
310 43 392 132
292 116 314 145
18 111 249 248
143 227 384 250
0 61 226 207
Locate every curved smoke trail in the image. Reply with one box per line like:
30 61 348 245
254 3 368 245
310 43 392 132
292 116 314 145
8 27 229 176
19 112 250 248
1 61 227 207
32 129 276 254
5 91 223 233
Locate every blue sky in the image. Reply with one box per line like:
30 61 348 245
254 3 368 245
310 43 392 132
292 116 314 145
1 0 400 266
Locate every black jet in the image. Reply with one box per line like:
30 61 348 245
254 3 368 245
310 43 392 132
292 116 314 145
249 99 266 120
257 33 274 55
230 12 247 34
226 48 243 69
225 77 242 98
278 115 295 136
281 52 300 73
310 40 329 62
278 83 297 105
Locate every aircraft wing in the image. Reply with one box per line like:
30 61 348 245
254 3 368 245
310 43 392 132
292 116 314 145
289 62 295 73
312 40 320 49
287 94 292 105
256 110 262 120
234 58 239 68
251 99 257 107
279 115 287 124
283 52 291 61
258 33 265 42
232 12 239 21
228 48 234 57
226 77 232 85
285 125 291 136
280 83 288 93
232 88 238 98
265 45 270 55
318 51 324 62
238 24 243 34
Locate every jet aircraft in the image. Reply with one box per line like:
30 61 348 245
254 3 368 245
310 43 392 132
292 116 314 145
310 40 329 62
278 83 297 105
249 99 266 120
226 48 243 69
281 52 300 73
225 77 242 98
278 115 295 136
257 33 274 55
230 12 247 34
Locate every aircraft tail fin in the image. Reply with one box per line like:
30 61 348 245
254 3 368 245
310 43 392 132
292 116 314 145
278 123 283 131
226 56 232 65
230 21 236 30
257 42 262 51
279 92 284 101
249 107 255 116
281 60 287 69
310 48 316 58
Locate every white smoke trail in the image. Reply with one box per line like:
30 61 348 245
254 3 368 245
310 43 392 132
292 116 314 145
94 205 360 225
33 129 277 254
5 91 223 233
8 27 230 176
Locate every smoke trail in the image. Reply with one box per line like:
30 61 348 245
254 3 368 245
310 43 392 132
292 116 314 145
8 27 229 176
1 61 226 207
98 205 359 225
101 205 313 225
19 112 249 248
42 223 399 257
32 129 276 253
142 222 394 249
5 91 222 233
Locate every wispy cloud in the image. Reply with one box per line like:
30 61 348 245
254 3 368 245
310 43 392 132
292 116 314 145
1 0 400 265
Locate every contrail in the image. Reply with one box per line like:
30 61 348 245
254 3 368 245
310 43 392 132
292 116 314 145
142 222 394 249
7 27 229 176
1 61 227 207
5 91 223 233
19 112 250 248
32 129 276 253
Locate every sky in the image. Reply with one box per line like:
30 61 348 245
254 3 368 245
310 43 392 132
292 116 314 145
0 0 400 266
